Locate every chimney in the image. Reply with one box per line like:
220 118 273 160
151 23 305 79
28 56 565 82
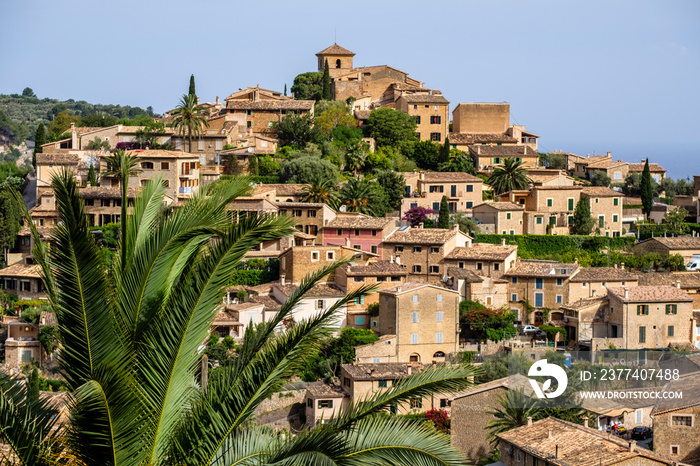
548 430 553 439
407 365 413 375
624 287 629 300
677 280 681 289
70 122 78 149
454 224 460 231
280 274 286 286
526 417 533 427
216 96 220 105
477 146 481 155
390 255 394 264
345 238 351 247
620 262 625 270
582 415 589 428
628 440 636 452
555 445 560 460
396 256 401 265
419 173 425 181
614 263 618 269
574 257 578 264
418 223 424 229
501 238 506 246
397 286 402 292
607 151 611 157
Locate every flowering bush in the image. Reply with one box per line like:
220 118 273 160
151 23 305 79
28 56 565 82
426 409 450 434
401 206 435 227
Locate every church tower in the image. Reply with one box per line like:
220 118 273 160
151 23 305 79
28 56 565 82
315 44 355 78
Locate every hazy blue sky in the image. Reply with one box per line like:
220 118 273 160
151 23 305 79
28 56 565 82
1 0 698 177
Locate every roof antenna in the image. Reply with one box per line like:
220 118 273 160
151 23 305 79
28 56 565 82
334 28 337 44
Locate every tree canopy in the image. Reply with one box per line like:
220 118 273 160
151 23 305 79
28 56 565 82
641 159 654 218
571 193 595 235
291 71 324 101
364 107 417 151
279 155 339 184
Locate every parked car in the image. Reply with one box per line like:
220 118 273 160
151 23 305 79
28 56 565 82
519 325 539 334
631 426 653 440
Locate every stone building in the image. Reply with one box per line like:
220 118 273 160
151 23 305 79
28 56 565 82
585 158 629 183
4 321 42 368
276 202 337 241
628 161 666 182
635 271 700 310
441 240 518 279
444 269 509 308
633 237 700 263
322 215 399 255
560 296 610 348
448 132 518 153
468 144 540 173
304 384 349 427
651 373 700 464
400 171 484 217
471 202 525 236
567 266 638 302
0 262 46 301
278 244 372 285
80 187 138 227
375 283 459 363
452 102 510 134
606 285 695 349
394 92 449 142
315 43 356 78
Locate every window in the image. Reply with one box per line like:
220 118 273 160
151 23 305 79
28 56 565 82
436 332 443 343
536 217 543 225
307 398 313 407
429 265 439 273
353 245 361 250
394 246 404 252
141 161 154 170
671 416 692 426
668 325 675 337
413 105 418 110
437 294 443 302
318 400 333 409
377 276 387 282
198 140 204 151
344 377 351 387
216 140 223 150
637 305 649 315
372 230 377 236
140 179 149 187
506 212 511 220
316 300 324 310
598 215 605 228
636 409 642 424
466 202 473 208
307 210 317 217
614 197 619 206
535 293 543 307
494 263 500 271
613 214 618 222
85 199 94 206
549 216 556 226
433 202 440 211
430 115 441 124
371 245 378 254
326 251 335 261
412 312 418 323
639 326 646 343
434 105 438 110
436 311 443 322
557 278 563 286
410 398 423 409
311 251 320 262
430 132 441 142
535 278 543 289
160 161 170 170
512 277 518 284
547 198 553 207
568 198 574 210
335 58 341 68
429 185 444 193
246 110 253 116
391 276 401 282
378 380 388 388
411 333 418 344
412 295 418 303
666 304 677 314
163 180 170 188
511 293 518 302
412 265 422 273
466 184 473 192
477 263 483 270
556 295 563 304
337 229 343 236
493 157 501 164
413 246 423 253
356 316 365 326
354 229 360 236
430 247 440 253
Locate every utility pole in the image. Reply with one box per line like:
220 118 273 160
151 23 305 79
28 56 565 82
201 354 208 393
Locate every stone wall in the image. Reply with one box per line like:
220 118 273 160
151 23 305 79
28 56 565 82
451 385 508 462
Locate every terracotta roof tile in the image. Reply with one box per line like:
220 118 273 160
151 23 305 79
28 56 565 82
446 267 483 282
419 172 482 183
225 100 314 111
607 285 693 303
652 372 700 414
306 383 348 398
79 186 138 199
505 260 579 278
445 244 517 261
383 227 458 245
634 271 700 288
316 44 355 56
637 236 700 250
341 363 421 381
469 145 538 157
128 149 198 159
343 261 407 276
586 159 628 169
569 267 638 283
399 94 449 104
473 201 524 211
36 153 79 165
325 216 395 230
379 282 457 295
0 263 42 278
448 132 518 144
581 187 622 198
628 163 666 173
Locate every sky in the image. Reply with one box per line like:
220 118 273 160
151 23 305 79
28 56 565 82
1 0 698 178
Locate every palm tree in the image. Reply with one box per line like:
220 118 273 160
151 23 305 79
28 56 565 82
171 93 210 153
486 388 540 445
104 149 141 265
486 158 532 195
339 178 374 215
5 170 479 465
301 177 339 208
344 143 366 176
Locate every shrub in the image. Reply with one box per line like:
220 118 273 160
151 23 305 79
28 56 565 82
540 324 567 341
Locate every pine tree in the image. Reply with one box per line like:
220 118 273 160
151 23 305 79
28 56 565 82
640 158 653 219
33 123 46 169
189 74 196 97
571 193 595 235
438 195 450 229
88 164 97 186
441 136 451 164
322 59 332 100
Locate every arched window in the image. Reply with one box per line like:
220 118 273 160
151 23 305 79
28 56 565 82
141 161 154 170
409 353 420 362
433 351 446 358
335 59 341 69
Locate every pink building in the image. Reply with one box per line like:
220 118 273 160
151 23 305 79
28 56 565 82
322 215 398 255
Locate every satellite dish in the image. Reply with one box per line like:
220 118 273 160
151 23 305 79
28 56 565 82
247 147 253 153
339 205 347 212
442 274 449 282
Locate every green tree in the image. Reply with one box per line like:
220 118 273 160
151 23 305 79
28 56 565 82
104 149 141 262
364 107 418 150
274 114 319 148
291 71 324 101
322 59 332 100
248 155 259 176
279 155 338 184
22 87 36 98
487 159 532 195
4 170 478 464
188 74 196 96
301 178 339 208
662 207 689 236
344 142 366 176
339 178 374 215
486 388 540 446
284 84 287 96
438 195 450 229
38 325 60 356
450 212 480 237
409 140 440 170
439 150 476 174
222 154 242 175
86 136 111 151
571 193 595 235
48 110 80 141
641 159 654 219
545 153 567 170
88 164 97 186
0 189 22 262
315 101 356 140
440 136 450 165
257 155 280 176
33 122 46 169
590 170 611 187
26 368 40 403
170 94 210 153
376 170 406 211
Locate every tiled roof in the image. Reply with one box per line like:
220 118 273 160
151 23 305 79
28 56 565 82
399 94 449 104
586 159 627 169
0 263 42 278
445 244 517 261
222 302 263 313
652 372 700 414
225 100 314 111
275 283 345 298
469 145 538 157
325 216 394 230
568 267 637 283
265 184 307 196
69 126 104 135
79 187 138 199
275 202 326 208
248 294 282 312
504 260 579 278
451 374 533 400
580 186 621 198
473 201 524 211
419 172 482 183
383 227 458 245
341 363 421 381
306 384 348 398
449 133 518 144
628 163 666 173
36 154 79 165
379 282 456 295
128 149 198 159
559 296 608 312
316 43 355 56
354 110 371 120
446 267 483 282
607 285 693 303
497 417 675 465
212 311 241 325
637 236 700 250
634 271 700 289
343 261 407 276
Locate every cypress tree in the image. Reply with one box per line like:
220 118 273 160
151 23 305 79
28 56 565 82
88 164 97 186
441 136 451 164
248 155 259 176
571 193 595 235
189 74 196 96
640 158 653 219
284 84 287 96
27 367 40 403
33 123 46 169
322 60 332 101
438 195 450 229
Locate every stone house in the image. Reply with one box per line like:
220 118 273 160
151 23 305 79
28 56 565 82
607 285 695 349
567 266 638 302
304 384 349 427
211 302 266 341
4 321 42 368
278 244 372 285
354 335 399 363
322 215 399 255
441 240 518 279
276 202 337 241
394 92 449 142
444 269 509 309
525 168 577 187
472 202 526 236
271 282 347 329
560 296 612 349
468 144 540 173
629 161 666 183
634 271 700 310
375 283 459 363
580 387 657 432
80 187 138 227
400 171 484 217
0 262 46 301
633 237 700 263
334 260 408 329
585 158 629 183
496 417 676 466
651 373 700 464
452 102 510 134
570 154 616 179
504 260 581 325
381 226 471 284
448 132 518 153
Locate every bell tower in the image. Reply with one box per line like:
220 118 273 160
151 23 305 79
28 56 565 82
315 43 355 78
